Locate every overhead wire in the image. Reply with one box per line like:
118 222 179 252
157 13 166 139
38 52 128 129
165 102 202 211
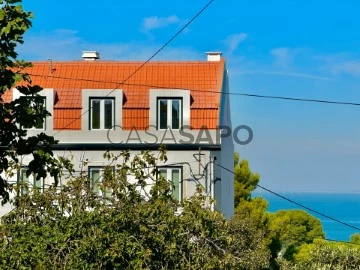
27 73 360 107
50 0 215 136
216 162 360 232
8 1 360 236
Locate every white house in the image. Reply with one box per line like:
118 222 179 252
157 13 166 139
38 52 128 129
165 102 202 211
3 52 234 218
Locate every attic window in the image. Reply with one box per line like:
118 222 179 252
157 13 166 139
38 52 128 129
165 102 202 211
23 97 46 130
149 89 190 130
157 98 182 130
89 98 114 130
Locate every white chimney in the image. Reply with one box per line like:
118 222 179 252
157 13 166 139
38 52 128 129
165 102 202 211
206 52 222 62
82 51 100 61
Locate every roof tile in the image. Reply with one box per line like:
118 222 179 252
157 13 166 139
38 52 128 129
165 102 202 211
16 60 225 129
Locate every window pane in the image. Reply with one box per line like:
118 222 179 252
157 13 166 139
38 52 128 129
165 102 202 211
91 100 101 129
172 100 180 129
90 169 101 193
103 167 113 198
159 99 167 129
104 99 113 129
34 178 42 190
20 170 29 182
19 169 29 195
159 169 167 180
171 169 180 201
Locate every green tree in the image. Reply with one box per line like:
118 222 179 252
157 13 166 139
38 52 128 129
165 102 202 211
350 233 360 245
234 152 260 207
0 0 61 203
235 196 269 230
0 150 268 269
231 197 271 268
268 209 325 261
279 239 360 269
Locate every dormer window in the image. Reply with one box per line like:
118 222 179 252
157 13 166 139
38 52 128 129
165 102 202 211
158 98 182 129
23 97 46 130
90 98 114 130
81 89 123 131
13 88 55 131
150 89 190 130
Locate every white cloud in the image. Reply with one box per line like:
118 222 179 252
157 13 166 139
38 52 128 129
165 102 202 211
224 33 248 53
331 60 360 77
17 29 203 61
235 70 333 81
141 15 180 32
271 47 292 68
316 53 360 77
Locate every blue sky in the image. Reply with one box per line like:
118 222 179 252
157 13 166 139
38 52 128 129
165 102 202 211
19 0 360 192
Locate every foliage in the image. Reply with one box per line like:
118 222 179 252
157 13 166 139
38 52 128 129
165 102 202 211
228 216 271 269
268 209 325 261
230 197 271 269
278 239 360 269
235 196 269 230
233 152 260 207
0 150 268 269
0 0 61 203
350 233 360 245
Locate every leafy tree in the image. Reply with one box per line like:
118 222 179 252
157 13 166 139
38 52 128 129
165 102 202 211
235 196 269 230
228 216 271 269
0 150 268 269
278 239 360 269
268 209 325 261
233 152 260 207
231 197 271 269
350 233 360 245
0 0 61 203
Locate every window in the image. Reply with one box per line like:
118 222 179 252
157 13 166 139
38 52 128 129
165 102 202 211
17 167 44 195
23 97 46 130
90 98 114 130
158 167 182 202
157 98 182 129
89 166 113 198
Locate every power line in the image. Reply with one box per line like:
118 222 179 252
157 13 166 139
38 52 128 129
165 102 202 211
216 163 360 232
235 93 360 106
27 73 360 107
51 0 215 135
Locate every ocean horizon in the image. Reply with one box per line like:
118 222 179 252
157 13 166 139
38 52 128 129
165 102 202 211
252 191 360 242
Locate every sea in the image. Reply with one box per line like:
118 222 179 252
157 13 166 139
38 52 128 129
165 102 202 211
252 192 360 242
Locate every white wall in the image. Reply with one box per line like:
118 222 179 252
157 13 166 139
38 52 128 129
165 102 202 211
217 68 235 219
0 149 217 216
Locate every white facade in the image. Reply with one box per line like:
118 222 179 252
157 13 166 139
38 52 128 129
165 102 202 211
2 55 234 219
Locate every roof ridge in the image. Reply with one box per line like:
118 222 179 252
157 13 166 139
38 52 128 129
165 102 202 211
30 60 225 65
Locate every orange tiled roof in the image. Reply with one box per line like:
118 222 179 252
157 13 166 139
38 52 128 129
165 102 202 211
16 59 225 129
1 89 13 103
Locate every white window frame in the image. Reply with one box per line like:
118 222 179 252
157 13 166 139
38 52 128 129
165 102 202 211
89 98 115 130
157 98 182 130
158 167 182 202
149 89 190 130
17 167 44 195
82 89 123 131
88 166 114 198
12 88 55 131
